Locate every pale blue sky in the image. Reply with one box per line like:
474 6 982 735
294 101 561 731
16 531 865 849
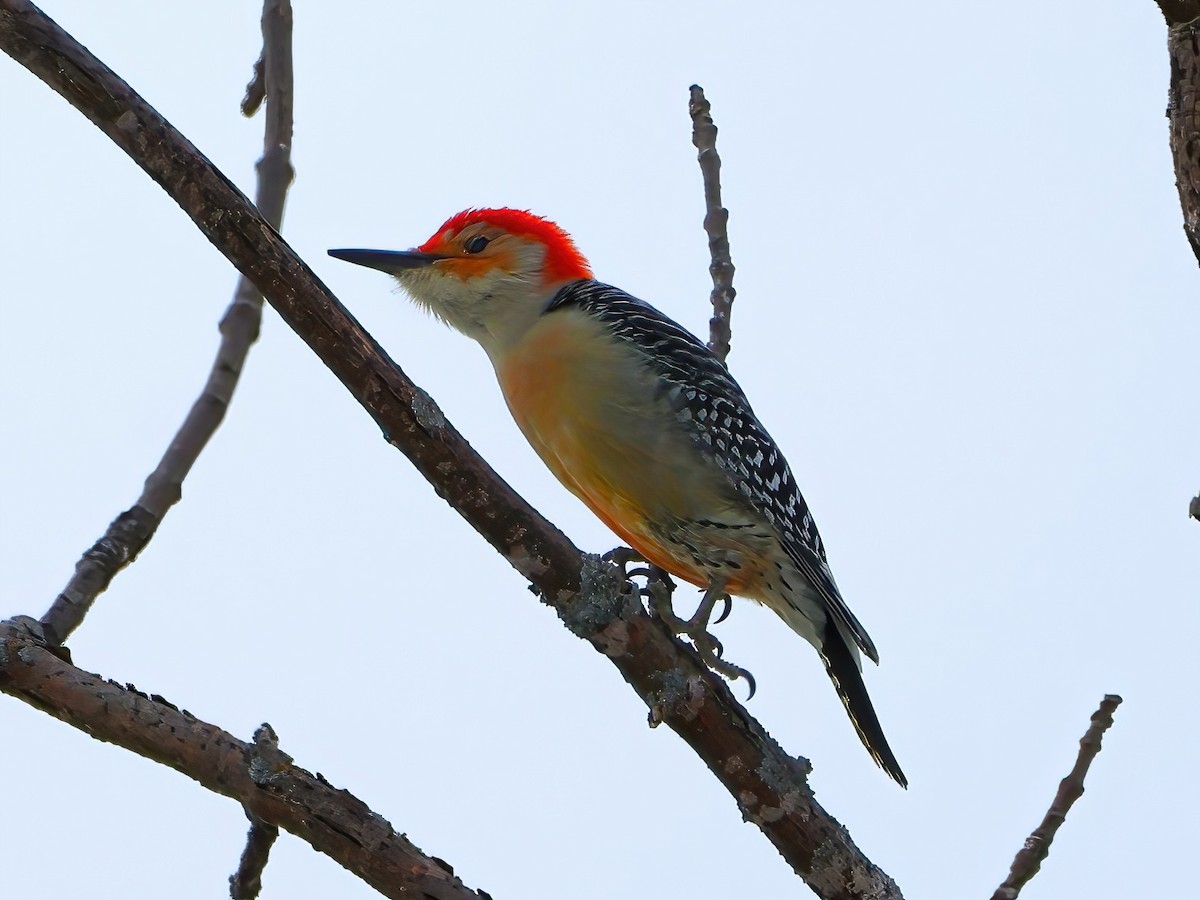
2 2 1196 898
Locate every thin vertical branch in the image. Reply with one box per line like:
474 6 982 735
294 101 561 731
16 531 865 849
38 0 295 644
991 695 1123 900
689 85 737 363
229 815 280 900
1154 1 1200 518
229 725 285 899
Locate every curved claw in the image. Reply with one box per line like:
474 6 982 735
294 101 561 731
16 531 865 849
741 668 757 701
710 653 756 701
707 632 724 659
647 565 677 592
603 546 644 580
607 550 678 600
712 593 733 625
691 630 756 700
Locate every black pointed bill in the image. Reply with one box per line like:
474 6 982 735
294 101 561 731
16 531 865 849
327 248 445 273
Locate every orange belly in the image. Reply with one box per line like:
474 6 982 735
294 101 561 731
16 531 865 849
574 489 758 595
494 307 762 597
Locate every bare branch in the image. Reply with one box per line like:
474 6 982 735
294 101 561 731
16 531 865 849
991 695 1123 900
0 619 490 900
0 4 897 895
1155 0 1200 25
37 0 295 645
230 813 279 900
689 84 736 363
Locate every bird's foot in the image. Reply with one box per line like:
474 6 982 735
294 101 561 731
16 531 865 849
604 547 678 603
604 550 755 698
602 546 644 578
655 575 756 700
643 568 685 630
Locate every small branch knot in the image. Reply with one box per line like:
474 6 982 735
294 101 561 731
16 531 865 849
247 723 292 786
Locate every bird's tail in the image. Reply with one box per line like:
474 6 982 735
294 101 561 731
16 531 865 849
821 619 907 787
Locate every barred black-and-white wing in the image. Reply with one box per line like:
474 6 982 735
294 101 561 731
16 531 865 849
549 280 879 663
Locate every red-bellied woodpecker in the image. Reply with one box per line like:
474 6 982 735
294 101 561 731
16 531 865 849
329 208 906 786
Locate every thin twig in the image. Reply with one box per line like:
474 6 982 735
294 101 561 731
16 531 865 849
0 5 898 895
0 620 488 900
689 84 736 364
241 56 266 117
991 695 1123 900
36 0 295 646
229 725 284 900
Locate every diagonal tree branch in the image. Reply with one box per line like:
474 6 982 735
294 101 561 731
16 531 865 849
689 84 736 364
0 3 897 896
37 0 295 645
0 619 489 900
991 695 1122 900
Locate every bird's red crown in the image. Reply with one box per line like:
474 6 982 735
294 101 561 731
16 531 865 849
420 208 593 284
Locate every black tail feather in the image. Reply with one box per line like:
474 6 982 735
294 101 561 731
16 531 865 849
820 619 907 787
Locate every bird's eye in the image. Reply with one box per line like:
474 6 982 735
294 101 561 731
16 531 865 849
464 235 490 254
